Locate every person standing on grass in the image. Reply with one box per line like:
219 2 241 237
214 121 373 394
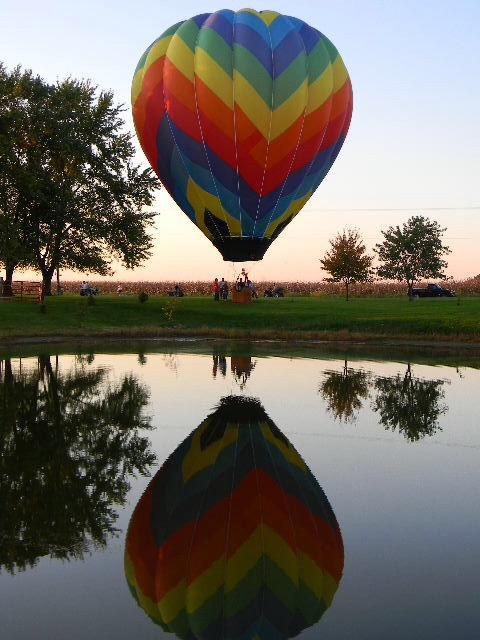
213 278 220 301
220 277 228 300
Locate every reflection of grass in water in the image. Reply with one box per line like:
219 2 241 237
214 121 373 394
0 295 479 342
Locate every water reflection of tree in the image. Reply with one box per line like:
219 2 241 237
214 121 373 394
0 356 155 574
372 363 447 441
320 360 370 423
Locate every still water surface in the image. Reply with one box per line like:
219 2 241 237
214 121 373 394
0 345 479 639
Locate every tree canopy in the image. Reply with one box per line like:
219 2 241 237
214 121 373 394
0 64 158 294
374 215 450 295
320 228 373 300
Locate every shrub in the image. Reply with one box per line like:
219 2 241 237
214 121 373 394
138 291 149 304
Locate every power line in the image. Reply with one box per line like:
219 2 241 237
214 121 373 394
308 206 480 212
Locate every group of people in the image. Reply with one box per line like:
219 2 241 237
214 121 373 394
213 277 229 301
168 284 184 297
80 281 99 296
235 268 258 297
213 269 258 301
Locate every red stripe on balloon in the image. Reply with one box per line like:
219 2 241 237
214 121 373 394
154 469 342 595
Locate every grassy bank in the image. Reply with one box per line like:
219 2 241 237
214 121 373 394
0 295 479 344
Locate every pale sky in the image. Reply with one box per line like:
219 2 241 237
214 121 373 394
2 0 479 281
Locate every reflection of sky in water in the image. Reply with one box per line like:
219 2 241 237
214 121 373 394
1 351 479 639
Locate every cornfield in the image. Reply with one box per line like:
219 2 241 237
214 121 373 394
59 278 480 297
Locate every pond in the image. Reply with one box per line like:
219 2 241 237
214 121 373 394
0 343 479 639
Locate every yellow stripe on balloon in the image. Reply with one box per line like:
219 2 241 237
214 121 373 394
194 48 233 109
125 553 166 623
224 526 299 594
305 65 334 115
145 37 174 72
260 10 281 26
187 178 242 238
233 70 271 139
185 556 225 614
183 525 299 616
182 420 238 482
332 55 349 92
299 552 338 606
265 193 310 239
261 422 308 470
132 36 176 105
271 78 308 139
131 72 145 106
158 580 187 624
167 34 195 82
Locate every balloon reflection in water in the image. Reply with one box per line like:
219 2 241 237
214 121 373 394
125 396 343 639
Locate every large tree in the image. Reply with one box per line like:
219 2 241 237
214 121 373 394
0 66 158 295
375 215 450 297
320 228 373 300
0 65 45 293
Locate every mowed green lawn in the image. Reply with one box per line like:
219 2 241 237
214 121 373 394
0 295 479 341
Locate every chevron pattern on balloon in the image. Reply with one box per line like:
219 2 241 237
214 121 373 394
125 396 344 639
132 9 353 261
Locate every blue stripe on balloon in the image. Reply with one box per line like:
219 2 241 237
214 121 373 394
191 13 211 28
269 14 295 48
236 10 272 41
205 10 234 46
234 23 273 75
299 23 321 54
169 122 210 171
273 29 305 76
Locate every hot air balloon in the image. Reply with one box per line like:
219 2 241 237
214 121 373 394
132 9 353 261
125 396 343 639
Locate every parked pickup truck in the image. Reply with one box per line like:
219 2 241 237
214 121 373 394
410 283 456 298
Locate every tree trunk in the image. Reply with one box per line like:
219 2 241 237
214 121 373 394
4 358 14 385
41 267 55 297
346 281 349 301
3 264 15 297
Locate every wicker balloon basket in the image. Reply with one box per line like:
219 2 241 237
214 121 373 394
232 288 252 304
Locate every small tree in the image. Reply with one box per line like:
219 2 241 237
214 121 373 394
320 228 373 300
375 215 450 297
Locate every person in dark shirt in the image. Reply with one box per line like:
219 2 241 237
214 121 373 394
213 278 220 301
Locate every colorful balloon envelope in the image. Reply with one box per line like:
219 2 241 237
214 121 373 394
132 9 353 261
125 396 344 639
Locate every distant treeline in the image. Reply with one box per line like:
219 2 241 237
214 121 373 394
39 277 480 297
